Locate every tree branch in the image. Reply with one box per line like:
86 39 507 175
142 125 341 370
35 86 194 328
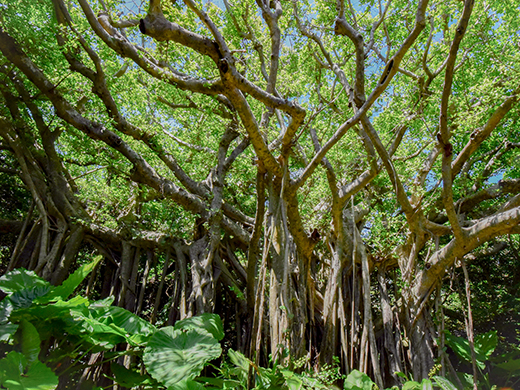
437 0 475 242
413 206 520 300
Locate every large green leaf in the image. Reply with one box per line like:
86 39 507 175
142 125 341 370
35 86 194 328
418 379 432 390
69 307 128 342
0 324 18 343
15 302 121 351
197 376 243 389
226 349 251 385
402 381 421 390
0 269 50 295
456 372 475 389
474 331 497 361
110 362 151 388
9 296 89 324
89 296 115 308
432 376 457 390
0 299 13 325
144 326 222 387
444 332 474 367
90 305 155 344
174 313 224 341
300 376 329 390
228 348 251 372
344 370 375 390
5 296 88 345
281 369 303 390
495 358 520 372
167 379 205 390
66 301 157 348
402 379 432 390
0 351 58 390
70 332 120 351
18 320 40 366
36 256 102 304
445 330 497 369
0 285 52 322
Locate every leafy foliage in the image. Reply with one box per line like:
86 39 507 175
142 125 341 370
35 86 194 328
0 257 228 389
0 352 58 390
0 0 519 388
445 330 497 370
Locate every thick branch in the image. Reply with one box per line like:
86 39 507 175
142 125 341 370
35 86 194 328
438 0 474 241
334 18 365 106
255 0 282 95
413 206 520 300
74 0 223 95
452 87 520 177
457 179 520 214
139 1 221 63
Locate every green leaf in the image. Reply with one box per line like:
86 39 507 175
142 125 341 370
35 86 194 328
456 372 474 389
36 256 102 304
344 370 375 390
228 348 251 372
67 302 155 347
226 349 251 384
0 351 58 390
402 381 421 390
18 320 40 366
0 299 13 325
0 285 52 322
110 362 150 387
10 295 89 324
445 330 497 369
144 326 222 387
0 351 26 387
474 331 497 361
0 324 18 343
69 307 128 341
281 369 303 390
444 332 475 367
300 376 329 390
197 376 243 389
167 379 205 390
418 378 432 390
91 305 155 344
495 358 520 372
90 296 115 308
432 376 458 390
0 269 50 295
196 376 225 387
174 313 224 341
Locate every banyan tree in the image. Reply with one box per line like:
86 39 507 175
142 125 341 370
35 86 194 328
0 0 519 387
